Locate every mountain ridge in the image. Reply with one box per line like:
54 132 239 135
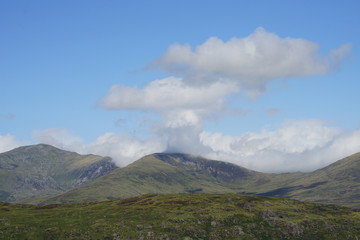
36 150 360 208
2 144 360 208
0 144 118 202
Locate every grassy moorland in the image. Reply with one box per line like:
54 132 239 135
1 193 360 239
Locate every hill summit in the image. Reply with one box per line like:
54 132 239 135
0 144 117 202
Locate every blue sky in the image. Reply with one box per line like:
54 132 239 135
1 0 359 172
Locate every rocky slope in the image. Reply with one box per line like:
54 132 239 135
0 144 117 202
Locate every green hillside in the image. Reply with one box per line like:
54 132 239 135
1 194 360 240
0 144 117 202
39 154 236 204
262 152 360 208
37 152 360 208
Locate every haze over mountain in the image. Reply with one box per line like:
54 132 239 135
0 144 117 202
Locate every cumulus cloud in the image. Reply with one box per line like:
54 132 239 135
95 27 353 171
101 77 237 111
0 134 26 153
100 77 240 156
154 27 350 96
82 132 165 166
1 29 355 173
201 120 360 172
100 76 238 127
30 120 360 173
21 28 351 172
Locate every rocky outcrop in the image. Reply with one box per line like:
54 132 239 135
154 153 252 181
73 157 117 186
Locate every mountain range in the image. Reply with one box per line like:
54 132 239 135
1 144 360 208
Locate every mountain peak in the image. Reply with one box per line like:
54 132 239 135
152 152 253 181
0 144 117 202
8 143 71 155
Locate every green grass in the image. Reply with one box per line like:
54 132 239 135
1 193 360 239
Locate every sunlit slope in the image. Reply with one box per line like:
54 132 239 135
0 144 117 202
40 154 237 204
35 151 360 208
262 152 360 208
39 153 302 205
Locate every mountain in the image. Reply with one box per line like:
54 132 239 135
38 152 360 208
0 144 117 202
32 153 299 204
38 153 240 204
1 193 360 239
261 152 360 208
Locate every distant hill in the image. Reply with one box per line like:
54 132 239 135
261 152 360 208
0 144 117 202
38 153 240 204
1 193 360 239
37 152 360 208
3 144 360 208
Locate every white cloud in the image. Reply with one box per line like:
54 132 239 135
0 134 26 153
33 129 165 167
29 120 360 173
96 28 353 171
25 28 354 172
84 132 165 166
160 124 211 155
154 27 350 95
201 120 360 172
101 77 237 111
100 76 238 127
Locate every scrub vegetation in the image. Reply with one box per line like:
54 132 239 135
1 193 360 239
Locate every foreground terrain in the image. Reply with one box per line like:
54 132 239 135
1 193 360 239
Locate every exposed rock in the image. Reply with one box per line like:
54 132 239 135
233 226 245 235
73 157 117 186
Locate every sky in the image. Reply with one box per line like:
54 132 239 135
1 0 360 173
